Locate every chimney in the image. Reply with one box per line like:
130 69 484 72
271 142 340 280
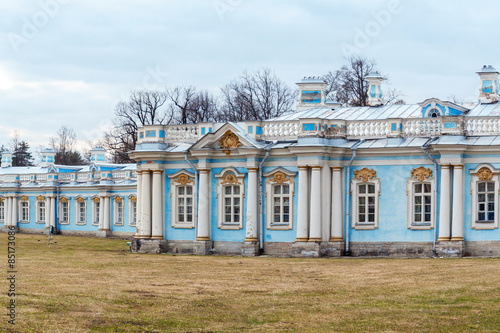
477 65 500 104
1 151 12 168
366 72 385 107
40 148 55 167
296 76 328 111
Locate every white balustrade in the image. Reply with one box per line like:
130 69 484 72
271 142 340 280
465 118 500 135
403 118 442 137
165 125 199 142
19 174 30 182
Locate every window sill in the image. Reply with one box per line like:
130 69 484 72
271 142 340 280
475 220 494 224
412 222 432 226
36 221 45 224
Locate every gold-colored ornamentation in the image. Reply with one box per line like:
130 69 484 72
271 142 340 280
270 171 290 184
353 168 376 182
176 173 193 185
129 195 137 202
59 197 68 203
36 195 46 201
477 167 493 181
222 172 240 185
411 166 433 181
76 197 86 203
219 130 242 156
0 197 3 202
20 195 29 201
114 195 123 202
92 196 100 202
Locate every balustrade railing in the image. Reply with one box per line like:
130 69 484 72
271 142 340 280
165 125 199 141
465 118 500 135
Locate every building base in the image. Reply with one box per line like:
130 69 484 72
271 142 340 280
349 242 435 257
241 241 260 257
435 241 464 258
465 241 500 257
1 226 19 233
132 238 168 254
96 229 112 238
320 241 345 257
292 242 320 258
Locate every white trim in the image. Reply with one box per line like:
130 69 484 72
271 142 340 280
0 198 4 223
470 164 499 230
36 199 46 224
215 167 245 230
406 177 436 230
91 197 100 226
59 197 70 224
128 195 137 227
113 196 124 226
168 170 196 229
264 167 296 230
75 197 87 225
19 198 30 223
350 177 380 230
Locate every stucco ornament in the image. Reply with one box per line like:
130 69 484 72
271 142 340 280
176 173 193 185
20 195 29 201
222 172 240 185
411 166 433 181
477 167 493 181
353 168 376 182
76 197 86 203
270 171 290 184
219 130 242 156
36 195 46 201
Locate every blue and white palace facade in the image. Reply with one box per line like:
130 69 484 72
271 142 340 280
4 66 500 257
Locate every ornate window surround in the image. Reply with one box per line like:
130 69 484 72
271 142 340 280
351 168 380 230
75 196 87 225
0 196 4 223
168 170 196 229
36 195 46 224
59 196 70 224
128 195 137 227
406 166 436 230
91 196 100 226
214 167 245 230
19 195 30 223
113 195 124 226
263 167 296 230
470 164 499 230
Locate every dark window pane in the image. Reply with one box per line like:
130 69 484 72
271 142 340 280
478 194 485 202
284 214 289 222
415 183 422 193
368 185 375 193
359 197 365 205
425 213 431 222
488 212 494 221
274 186 281 195
424 196 431 204
488 202 495 211
274 214 280 222
368 196 375 204
359 214 365 222
186 186 193 195
225 186 232 195
233 186 240 195
283 185 290 194
487 182 495 192
424 183 431 193
415 213 421 222
178 187 184 195
479 203 485 211
478 182 485 192
368 214 375 222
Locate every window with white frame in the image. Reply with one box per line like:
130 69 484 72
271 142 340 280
215 168 245 230
91 197 100 226
76 197 86 225
264 168 295 230
128 196 137 227
470 165 499 230
36 196 46 224
0 198 5 223
351 168 380 230
168 170 196 229
406 167 436 230
113 196 124 226
59 197 69 224
19 196 30 223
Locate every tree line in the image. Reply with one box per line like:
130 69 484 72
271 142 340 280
2 56 403 166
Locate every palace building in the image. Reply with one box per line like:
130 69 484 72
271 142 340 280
4 66 500 257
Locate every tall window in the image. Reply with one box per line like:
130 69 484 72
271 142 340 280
351 168 380 230
36 197 46 224
413 183 432 224
0 199 5 222
114 197 124 226
215 168 244 230
19 196 30 223
129 196 137 227
470 165 499 230
76 198 86 225
264 168 295 230
59 198 69 224
406 167 435 230
169 171 196 229
92 198 100 226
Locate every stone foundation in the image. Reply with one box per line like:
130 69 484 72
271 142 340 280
464 241 500 257
241 241 260 256
435 241 464 258
132 238 168 254
349 242 435 257
292 242 321 258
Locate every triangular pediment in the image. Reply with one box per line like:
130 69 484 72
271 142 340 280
190 123 260 152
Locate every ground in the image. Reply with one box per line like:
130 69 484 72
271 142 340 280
1 234 499 332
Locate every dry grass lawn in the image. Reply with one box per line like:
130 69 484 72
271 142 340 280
1 233 499 332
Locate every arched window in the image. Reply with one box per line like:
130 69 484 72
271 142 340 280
427 108 441 118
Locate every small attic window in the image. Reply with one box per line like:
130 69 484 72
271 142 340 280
428 108 441 118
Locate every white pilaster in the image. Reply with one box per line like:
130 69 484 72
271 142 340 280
103 196 111 231
11 196 17 227
321 165 331 242
49 197 56 229
135 170 142 236
5 197 11 227
98 196 105 230
151 170 163 239
197 169 210 241
451 165 464 241
140 170 152 238
296 166 309 241
330 167 344 241
438 165 451 241
309 166 322 242
245 168 259 242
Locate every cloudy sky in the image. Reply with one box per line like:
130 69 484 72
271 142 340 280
0 0 499 151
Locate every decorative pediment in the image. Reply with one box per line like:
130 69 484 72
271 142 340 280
221 172 240 185
168 170 195 185
470 164 499 182
36 195 46 201
219 130 243 156
114 195 123 202
411 167 433 181
353 168 376 182
477 167 493 181
129 195 137 202
418 98 469 117
189 123 258 154
20 195 29 201
92 196 100 202
59 196 69 203
76 196 86 203
215 167 245 187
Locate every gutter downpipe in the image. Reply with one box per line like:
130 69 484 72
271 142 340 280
184 152 199 237
345 139 364 256
258 143 274 250
421 137 439 256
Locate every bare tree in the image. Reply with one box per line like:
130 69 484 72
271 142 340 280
166 86 197 124
220 68 296 121
105 90 173 163
50 126 84 165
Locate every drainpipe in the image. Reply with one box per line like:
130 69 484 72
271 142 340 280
421 137 439 256
345 139 364 255
258 143 274 250
184 152 199 236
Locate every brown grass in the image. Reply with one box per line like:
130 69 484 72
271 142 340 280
1 233 499 332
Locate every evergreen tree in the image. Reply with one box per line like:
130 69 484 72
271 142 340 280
13 141 34 166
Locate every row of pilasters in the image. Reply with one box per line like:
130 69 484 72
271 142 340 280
4 196 17 227
438 164 464 241
135 170 164 239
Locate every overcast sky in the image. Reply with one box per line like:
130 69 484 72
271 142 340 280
1 0 499 151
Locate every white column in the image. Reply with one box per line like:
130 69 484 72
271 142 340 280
45 197 51 229
140 170 152 238
321 165 331 242
135 170 142 236
11 196 17 227
330 167 344 242
451 165 464 241
197 169 210 241
309 166 322 242
296 166 309 241
438 165 451 241
5 197 11 227
245 168 259 242
50 197 56 229
98 196 105 230
151 170 164 239
103 196 110 231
